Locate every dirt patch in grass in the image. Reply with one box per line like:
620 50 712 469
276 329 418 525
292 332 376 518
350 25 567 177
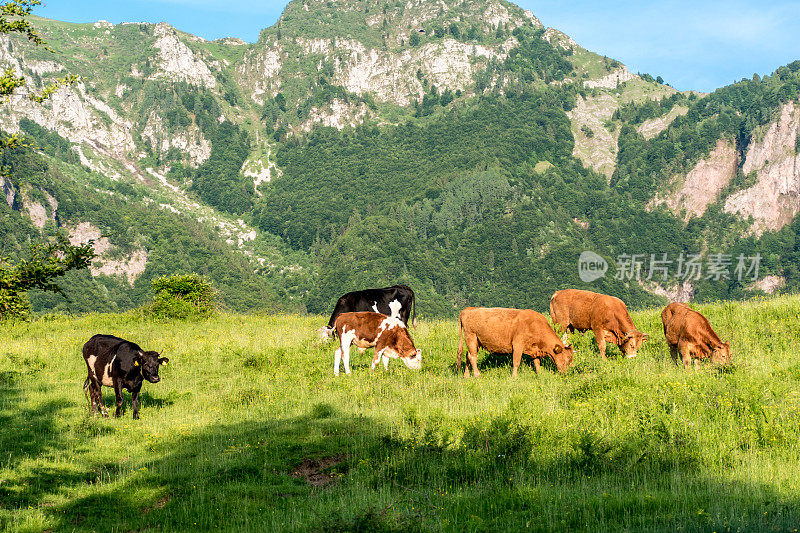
290 454 347 488
143 494 172 514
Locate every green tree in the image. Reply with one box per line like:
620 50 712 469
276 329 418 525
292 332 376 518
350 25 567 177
148 273 217 319
0 236 95 320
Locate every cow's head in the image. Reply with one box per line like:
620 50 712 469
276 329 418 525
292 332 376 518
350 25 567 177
319 326 334 342
620 330 648 358
710 342 731 364
551 343 574 373
138 351 169 383
401 348 422 370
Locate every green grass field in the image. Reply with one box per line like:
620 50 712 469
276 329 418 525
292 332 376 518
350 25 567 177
2 296 800 532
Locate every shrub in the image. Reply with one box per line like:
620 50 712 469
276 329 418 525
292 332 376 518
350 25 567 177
149 273 217 319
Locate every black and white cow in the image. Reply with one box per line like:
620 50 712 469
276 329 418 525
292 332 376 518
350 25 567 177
320 284 416 340
82 334 168 419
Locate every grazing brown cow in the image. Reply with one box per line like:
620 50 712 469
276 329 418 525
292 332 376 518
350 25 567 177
550 289 648 359
661 302 731 369
333 312 422 376
456 307 574 378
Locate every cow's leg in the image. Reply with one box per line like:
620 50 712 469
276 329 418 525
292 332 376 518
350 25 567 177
86 376 100 413
466 334 481 377
532 357 541 374
679 342 693 370
94 381 108 418
511 343 524 378
382 354 390 370
669 344 679 365
113 379 124 418
343 345 352 375
132 388 141 420
595 330 608 360
558 324 570 344
371 349 382 371
334 331 349 376
83 376 93 409
334 347 342 376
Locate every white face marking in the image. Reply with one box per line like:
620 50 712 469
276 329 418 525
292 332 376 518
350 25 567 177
371 302 379 313
401 349 422 370
388 299 402 321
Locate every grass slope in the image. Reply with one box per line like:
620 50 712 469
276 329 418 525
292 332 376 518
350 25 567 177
2 296 800 531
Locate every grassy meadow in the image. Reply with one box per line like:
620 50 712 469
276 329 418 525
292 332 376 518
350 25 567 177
2 296 800 531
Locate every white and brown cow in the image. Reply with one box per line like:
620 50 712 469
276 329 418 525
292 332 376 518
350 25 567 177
82 334 168 419
333 311 422 376
320 285 416 341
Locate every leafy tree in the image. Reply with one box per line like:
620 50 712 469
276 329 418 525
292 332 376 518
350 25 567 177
0 235 95 320
148 273 217 319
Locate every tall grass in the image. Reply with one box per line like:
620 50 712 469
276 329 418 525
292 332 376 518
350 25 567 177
1 296 800 531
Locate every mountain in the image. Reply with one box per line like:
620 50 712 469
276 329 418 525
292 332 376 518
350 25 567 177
0 0 799 316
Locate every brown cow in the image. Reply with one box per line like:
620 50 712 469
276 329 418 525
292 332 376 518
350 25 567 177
550 289 648 359
661 302 731 369
333 312 421 376
456 307 574 378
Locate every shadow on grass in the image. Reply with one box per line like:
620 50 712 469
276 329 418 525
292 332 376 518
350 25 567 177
0 370 173 523
450 350 562 375
43 402 800 532
0 371 96 513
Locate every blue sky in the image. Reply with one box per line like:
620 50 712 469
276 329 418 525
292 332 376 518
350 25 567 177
37 0 800 93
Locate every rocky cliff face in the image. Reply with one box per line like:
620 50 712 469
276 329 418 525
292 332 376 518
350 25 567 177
654 139 738 220
151 22 217 88
724 100 800 234
68 222 148 285
637 104 688 140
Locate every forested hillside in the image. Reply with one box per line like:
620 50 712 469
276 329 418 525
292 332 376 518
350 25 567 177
1 0 799 317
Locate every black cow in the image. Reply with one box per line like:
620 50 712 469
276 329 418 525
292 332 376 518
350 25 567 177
82 334 168 419
320 284 416 340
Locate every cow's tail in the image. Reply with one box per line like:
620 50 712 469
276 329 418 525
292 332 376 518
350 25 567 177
411 291 418 328
456 314 465 371
83 377 92 407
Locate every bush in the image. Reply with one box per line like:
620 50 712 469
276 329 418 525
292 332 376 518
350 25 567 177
148 273 217 319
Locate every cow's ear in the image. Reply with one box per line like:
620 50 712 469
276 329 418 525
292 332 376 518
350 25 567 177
641 333 650 341
159 357 169 365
